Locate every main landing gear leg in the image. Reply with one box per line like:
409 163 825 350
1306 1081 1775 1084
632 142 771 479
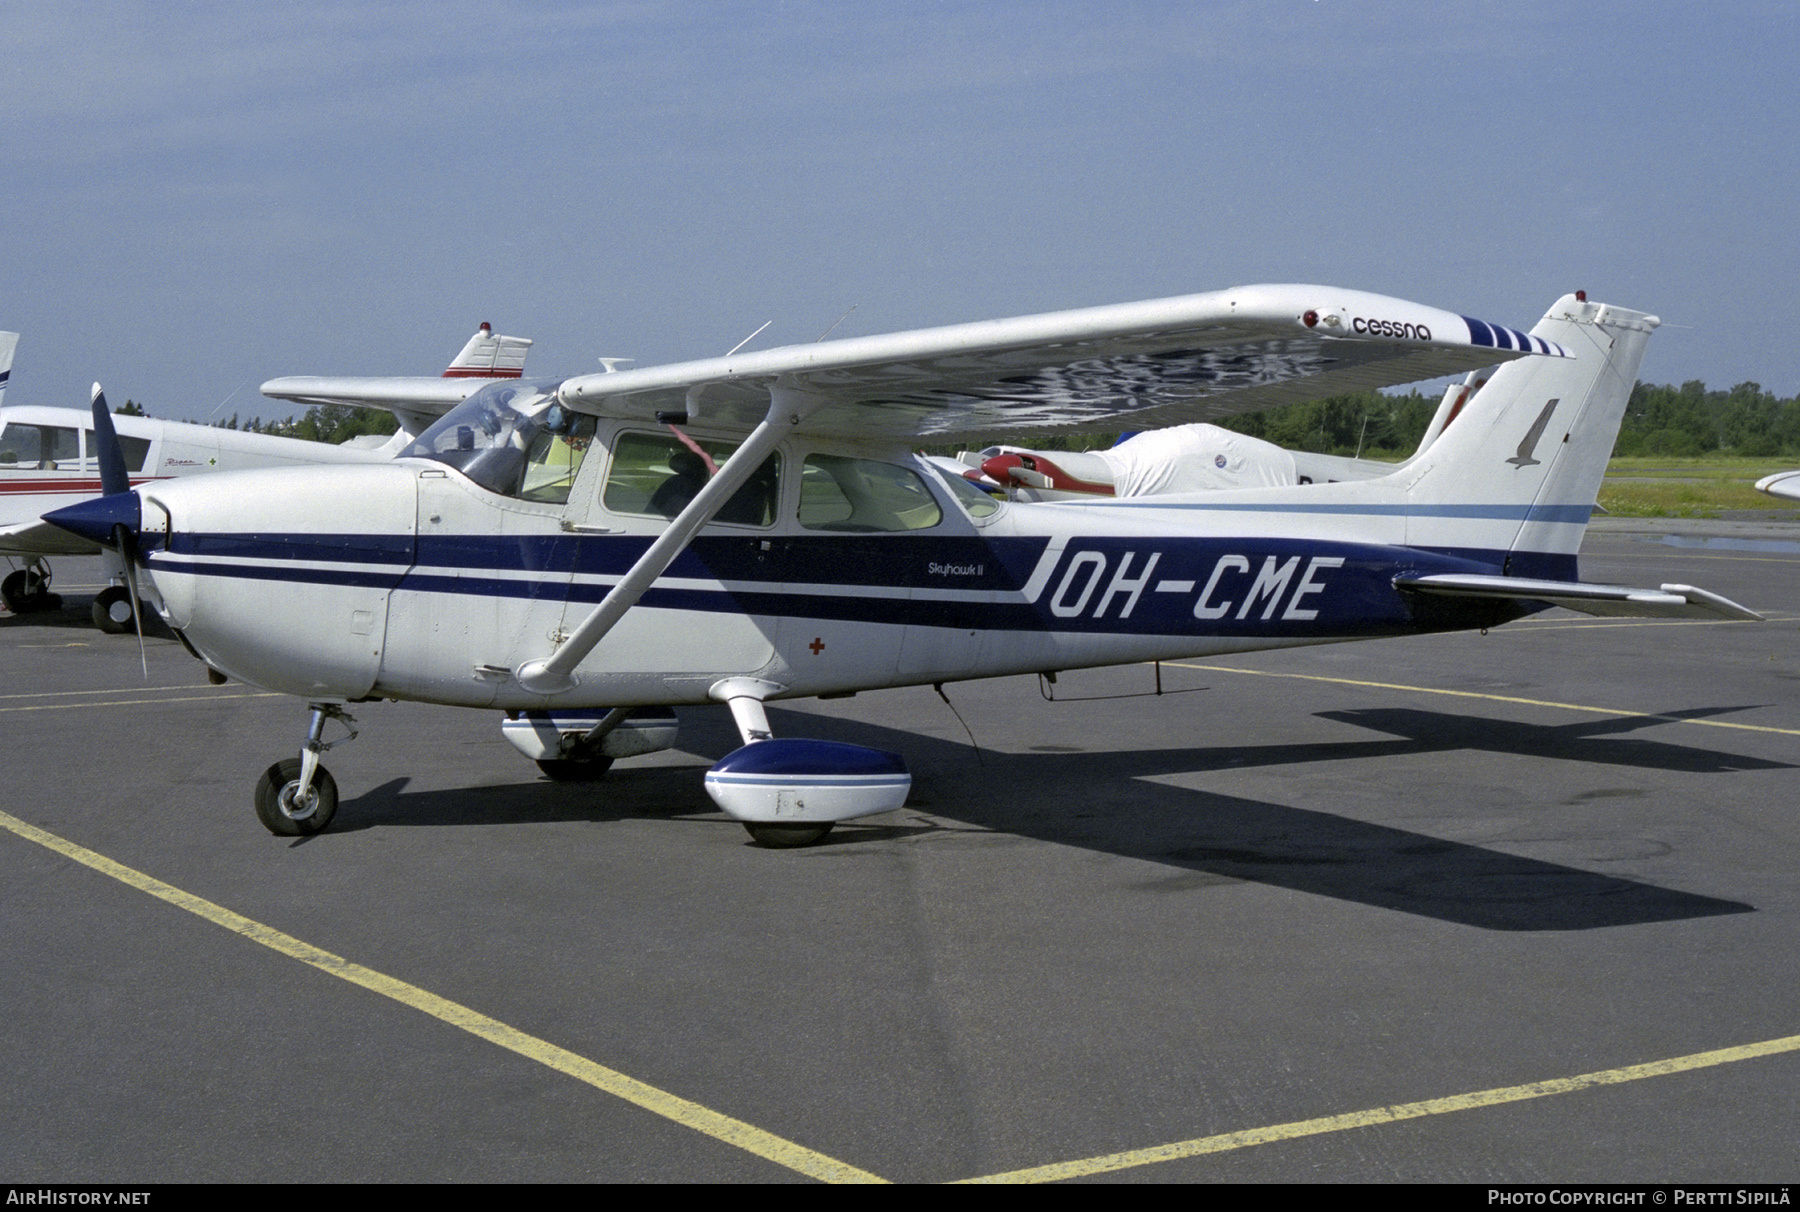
703 678 912 850
719 688 834 849
1 558 62 615
253 704 358 837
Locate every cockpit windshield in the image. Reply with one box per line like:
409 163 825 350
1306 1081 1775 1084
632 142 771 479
400 381 597 503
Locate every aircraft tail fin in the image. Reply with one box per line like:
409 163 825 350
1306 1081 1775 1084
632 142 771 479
443 323 532 379
0 332 18 407
1400 293 1659 574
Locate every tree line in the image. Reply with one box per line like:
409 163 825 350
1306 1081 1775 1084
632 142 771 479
1216 380 1800 460
211 404 400 446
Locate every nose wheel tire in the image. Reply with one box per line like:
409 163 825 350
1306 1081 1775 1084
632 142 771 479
254 759 340 836
92 586 135 633
742 822 835 848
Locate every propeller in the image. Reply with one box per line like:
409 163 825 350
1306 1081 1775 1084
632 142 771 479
89 384 148 674
90 383 131 497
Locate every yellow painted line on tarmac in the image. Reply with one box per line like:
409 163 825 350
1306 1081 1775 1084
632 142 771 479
958 1032 1800 1182
0 692 281 713
1514 614 1798 631
1165 662 1800 738
0 684 229 700
0 810 887 1185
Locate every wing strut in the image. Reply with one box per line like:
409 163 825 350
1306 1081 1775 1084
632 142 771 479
514 383 823 695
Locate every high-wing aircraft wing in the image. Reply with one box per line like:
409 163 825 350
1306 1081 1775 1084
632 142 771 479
260 323 534 434
555 284 1562 442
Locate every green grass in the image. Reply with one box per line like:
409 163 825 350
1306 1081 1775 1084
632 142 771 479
1597 457 1800 518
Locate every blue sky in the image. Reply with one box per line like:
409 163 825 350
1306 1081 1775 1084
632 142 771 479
5 1 1797 422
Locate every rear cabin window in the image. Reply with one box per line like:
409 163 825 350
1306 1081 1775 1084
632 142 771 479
930 463 1003 520
84 430 153 474
798 455 943 532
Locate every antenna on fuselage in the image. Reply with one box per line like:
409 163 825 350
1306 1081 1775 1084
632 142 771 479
816 304 857 342
208 379 248 419
596 358 633 373
724 321 772 358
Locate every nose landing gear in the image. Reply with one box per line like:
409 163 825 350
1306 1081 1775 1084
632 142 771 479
91 584 146 633
254 704 358 837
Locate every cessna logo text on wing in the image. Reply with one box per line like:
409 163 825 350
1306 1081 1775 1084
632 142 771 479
1352 316 1432 341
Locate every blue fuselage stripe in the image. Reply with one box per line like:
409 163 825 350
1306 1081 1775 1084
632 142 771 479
149 528 1573 639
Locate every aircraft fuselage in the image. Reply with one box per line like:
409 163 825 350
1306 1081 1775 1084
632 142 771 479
126 417 1538 708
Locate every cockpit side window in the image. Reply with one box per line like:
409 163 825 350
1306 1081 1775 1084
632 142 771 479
602 432 781 526
0 424 80 469
517 415 598 504
798 455 943 532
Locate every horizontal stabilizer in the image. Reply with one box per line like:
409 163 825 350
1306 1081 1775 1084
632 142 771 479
262 324 533 419
1396 573 1762 621
443 323 532 378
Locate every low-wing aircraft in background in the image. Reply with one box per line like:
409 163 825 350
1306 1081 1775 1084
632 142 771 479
0 324 530 627
45 285 1763 847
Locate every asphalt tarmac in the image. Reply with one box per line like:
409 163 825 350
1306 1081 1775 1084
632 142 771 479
3 519 1797 1183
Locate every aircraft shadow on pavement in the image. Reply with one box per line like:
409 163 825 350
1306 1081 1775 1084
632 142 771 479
1317 705 1791 774
0 591 176 638
337 702 1756 933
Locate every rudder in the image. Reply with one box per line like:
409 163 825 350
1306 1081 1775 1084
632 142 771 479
1402 294 1659 574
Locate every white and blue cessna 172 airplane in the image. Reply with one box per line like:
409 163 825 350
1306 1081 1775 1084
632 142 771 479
43 284 1762 846
0 324 530 627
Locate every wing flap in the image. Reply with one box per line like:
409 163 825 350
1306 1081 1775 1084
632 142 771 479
1397 573 1763 622
557 284 1561 442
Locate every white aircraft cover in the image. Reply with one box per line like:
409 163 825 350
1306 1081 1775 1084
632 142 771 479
1096 424 1297 495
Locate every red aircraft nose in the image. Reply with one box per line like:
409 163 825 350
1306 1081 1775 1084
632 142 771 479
981 453 1027 484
